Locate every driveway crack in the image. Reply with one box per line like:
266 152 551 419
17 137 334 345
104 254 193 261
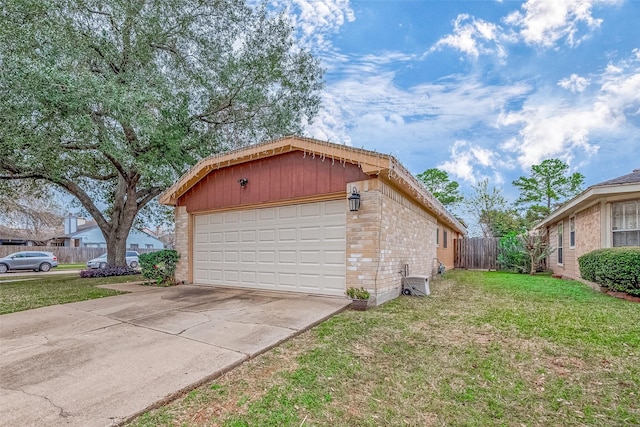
1 386 72 419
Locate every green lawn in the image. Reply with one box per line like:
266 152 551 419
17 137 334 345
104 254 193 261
128 270 640 427
0 273 145 314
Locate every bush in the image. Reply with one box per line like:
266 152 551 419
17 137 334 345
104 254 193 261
80 266 140 278
497 231 529 274
578 247 640 295
346 286 370 300
139 250 180 286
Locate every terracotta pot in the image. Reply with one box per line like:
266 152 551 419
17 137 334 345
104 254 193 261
351 299 369 311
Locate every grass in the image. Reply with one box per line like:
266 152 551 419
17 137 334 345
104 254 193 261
127 270 640 427
57 263 87 270
0 273 146 314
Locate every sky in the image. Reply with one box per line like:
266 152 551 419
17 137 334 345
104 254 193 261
269 0 640 204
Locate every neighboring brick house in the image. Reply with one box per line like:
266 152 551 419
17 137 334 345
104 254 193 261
160 136 466 305
535 169 640 281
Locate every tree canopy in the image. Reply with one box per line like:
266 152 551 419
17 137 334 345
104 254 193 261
512 159 585 223
0 0 323 265
417 168 464 208
464 179 523 238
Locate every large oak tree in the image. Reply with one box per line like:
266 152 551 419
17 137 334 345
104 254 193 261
0 0 323 265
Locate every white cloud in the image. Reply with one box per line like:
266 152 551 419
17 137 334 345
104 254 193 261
558 73 590 92
269 0 355 49
431 0 622 59
504 0 621 48
431 14 507 59
498 51 640 169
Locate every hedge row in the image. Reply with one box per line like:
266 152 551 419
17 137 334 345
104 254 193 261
578 247 640 295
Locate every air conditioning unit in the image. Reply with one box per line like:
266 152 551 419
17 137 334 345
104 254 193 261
402 275 430 296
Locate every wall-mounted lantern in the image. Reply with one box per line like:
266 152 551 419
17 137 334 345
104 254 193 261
238 178 248 188
348 187 361 212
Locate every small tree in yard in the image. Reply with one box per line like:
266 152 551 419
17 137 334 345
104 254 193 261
497 229 553 275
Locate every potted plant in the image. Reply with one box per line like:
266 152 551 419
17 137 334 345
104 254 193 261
346 286 370 311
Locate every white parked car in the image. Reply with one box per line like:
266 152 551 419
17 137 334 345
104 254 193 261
86 251 140 269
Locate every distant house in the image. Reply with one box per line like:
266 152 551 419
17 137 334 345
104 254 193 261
535 169 640 281
49 215 165 250
0 226 38 246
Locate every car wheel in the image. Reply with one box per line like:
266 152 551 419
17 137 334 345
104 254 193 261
39 263 51 272
0 264 8 274
99 262 107 269
129 261 139 269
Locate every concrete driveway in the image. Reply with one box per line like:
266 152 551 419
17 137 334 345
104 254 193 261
0 284 350 426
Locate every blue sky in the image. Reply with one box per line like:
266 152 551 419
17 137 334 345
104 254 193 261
271 0 640 204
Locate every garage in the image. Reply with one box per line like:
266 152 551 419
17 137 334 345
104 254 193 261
161 136 466 306
193 200 346 296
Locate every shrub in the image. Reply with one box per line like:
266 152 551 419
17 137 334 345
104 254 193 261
139 250 180 286
497 231 529 274
578 247 640 295
346 286 370 300
79 266 140 278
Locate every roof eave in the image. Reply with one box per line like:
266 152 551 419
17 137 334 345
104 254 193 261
535 182 640 229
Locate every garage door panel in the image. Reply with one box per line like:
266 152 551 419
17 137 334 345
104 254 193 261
259 229 276 242
241 230 256 243
325 250 346 265
241 251 256 263
324 275 346 291
259 251 275 264
278 205 297 219
300 203 321 217
240 271 257 284
300 251 320 265
278 228 297 241
300 226 321 241
278 251 296 264
209 251 223 263
194 200 346 296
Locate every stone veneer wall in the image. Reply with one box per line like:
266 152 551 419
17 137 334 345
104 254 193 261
174 205 190 283
346 180 438 306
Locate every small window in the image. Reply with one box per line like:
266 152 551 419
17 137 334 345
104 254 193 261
436 227 439 246
569 216 575 248
130 244 139 250
557 222 564 265
443 230 448 249
146 244 153 249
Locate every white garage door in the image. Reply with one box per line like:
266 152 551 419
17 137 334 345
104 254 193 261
193 200 347 296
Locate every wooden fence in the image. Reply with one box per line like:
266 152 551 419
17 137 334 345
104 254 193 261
0 246 159 264
454 237 499 270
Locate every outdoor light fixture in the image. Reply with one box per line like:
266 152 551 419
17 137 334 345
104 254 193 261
238 178 248 188
348 187 361 212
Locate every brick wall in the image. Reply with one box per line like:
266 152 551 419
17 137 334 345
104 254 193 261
576 204 601 258
548 203 602 281
346 180 437 305
174 206 189 283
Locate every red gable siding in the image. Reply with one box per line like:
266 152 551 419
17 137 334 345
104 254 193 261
178 150 372 212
